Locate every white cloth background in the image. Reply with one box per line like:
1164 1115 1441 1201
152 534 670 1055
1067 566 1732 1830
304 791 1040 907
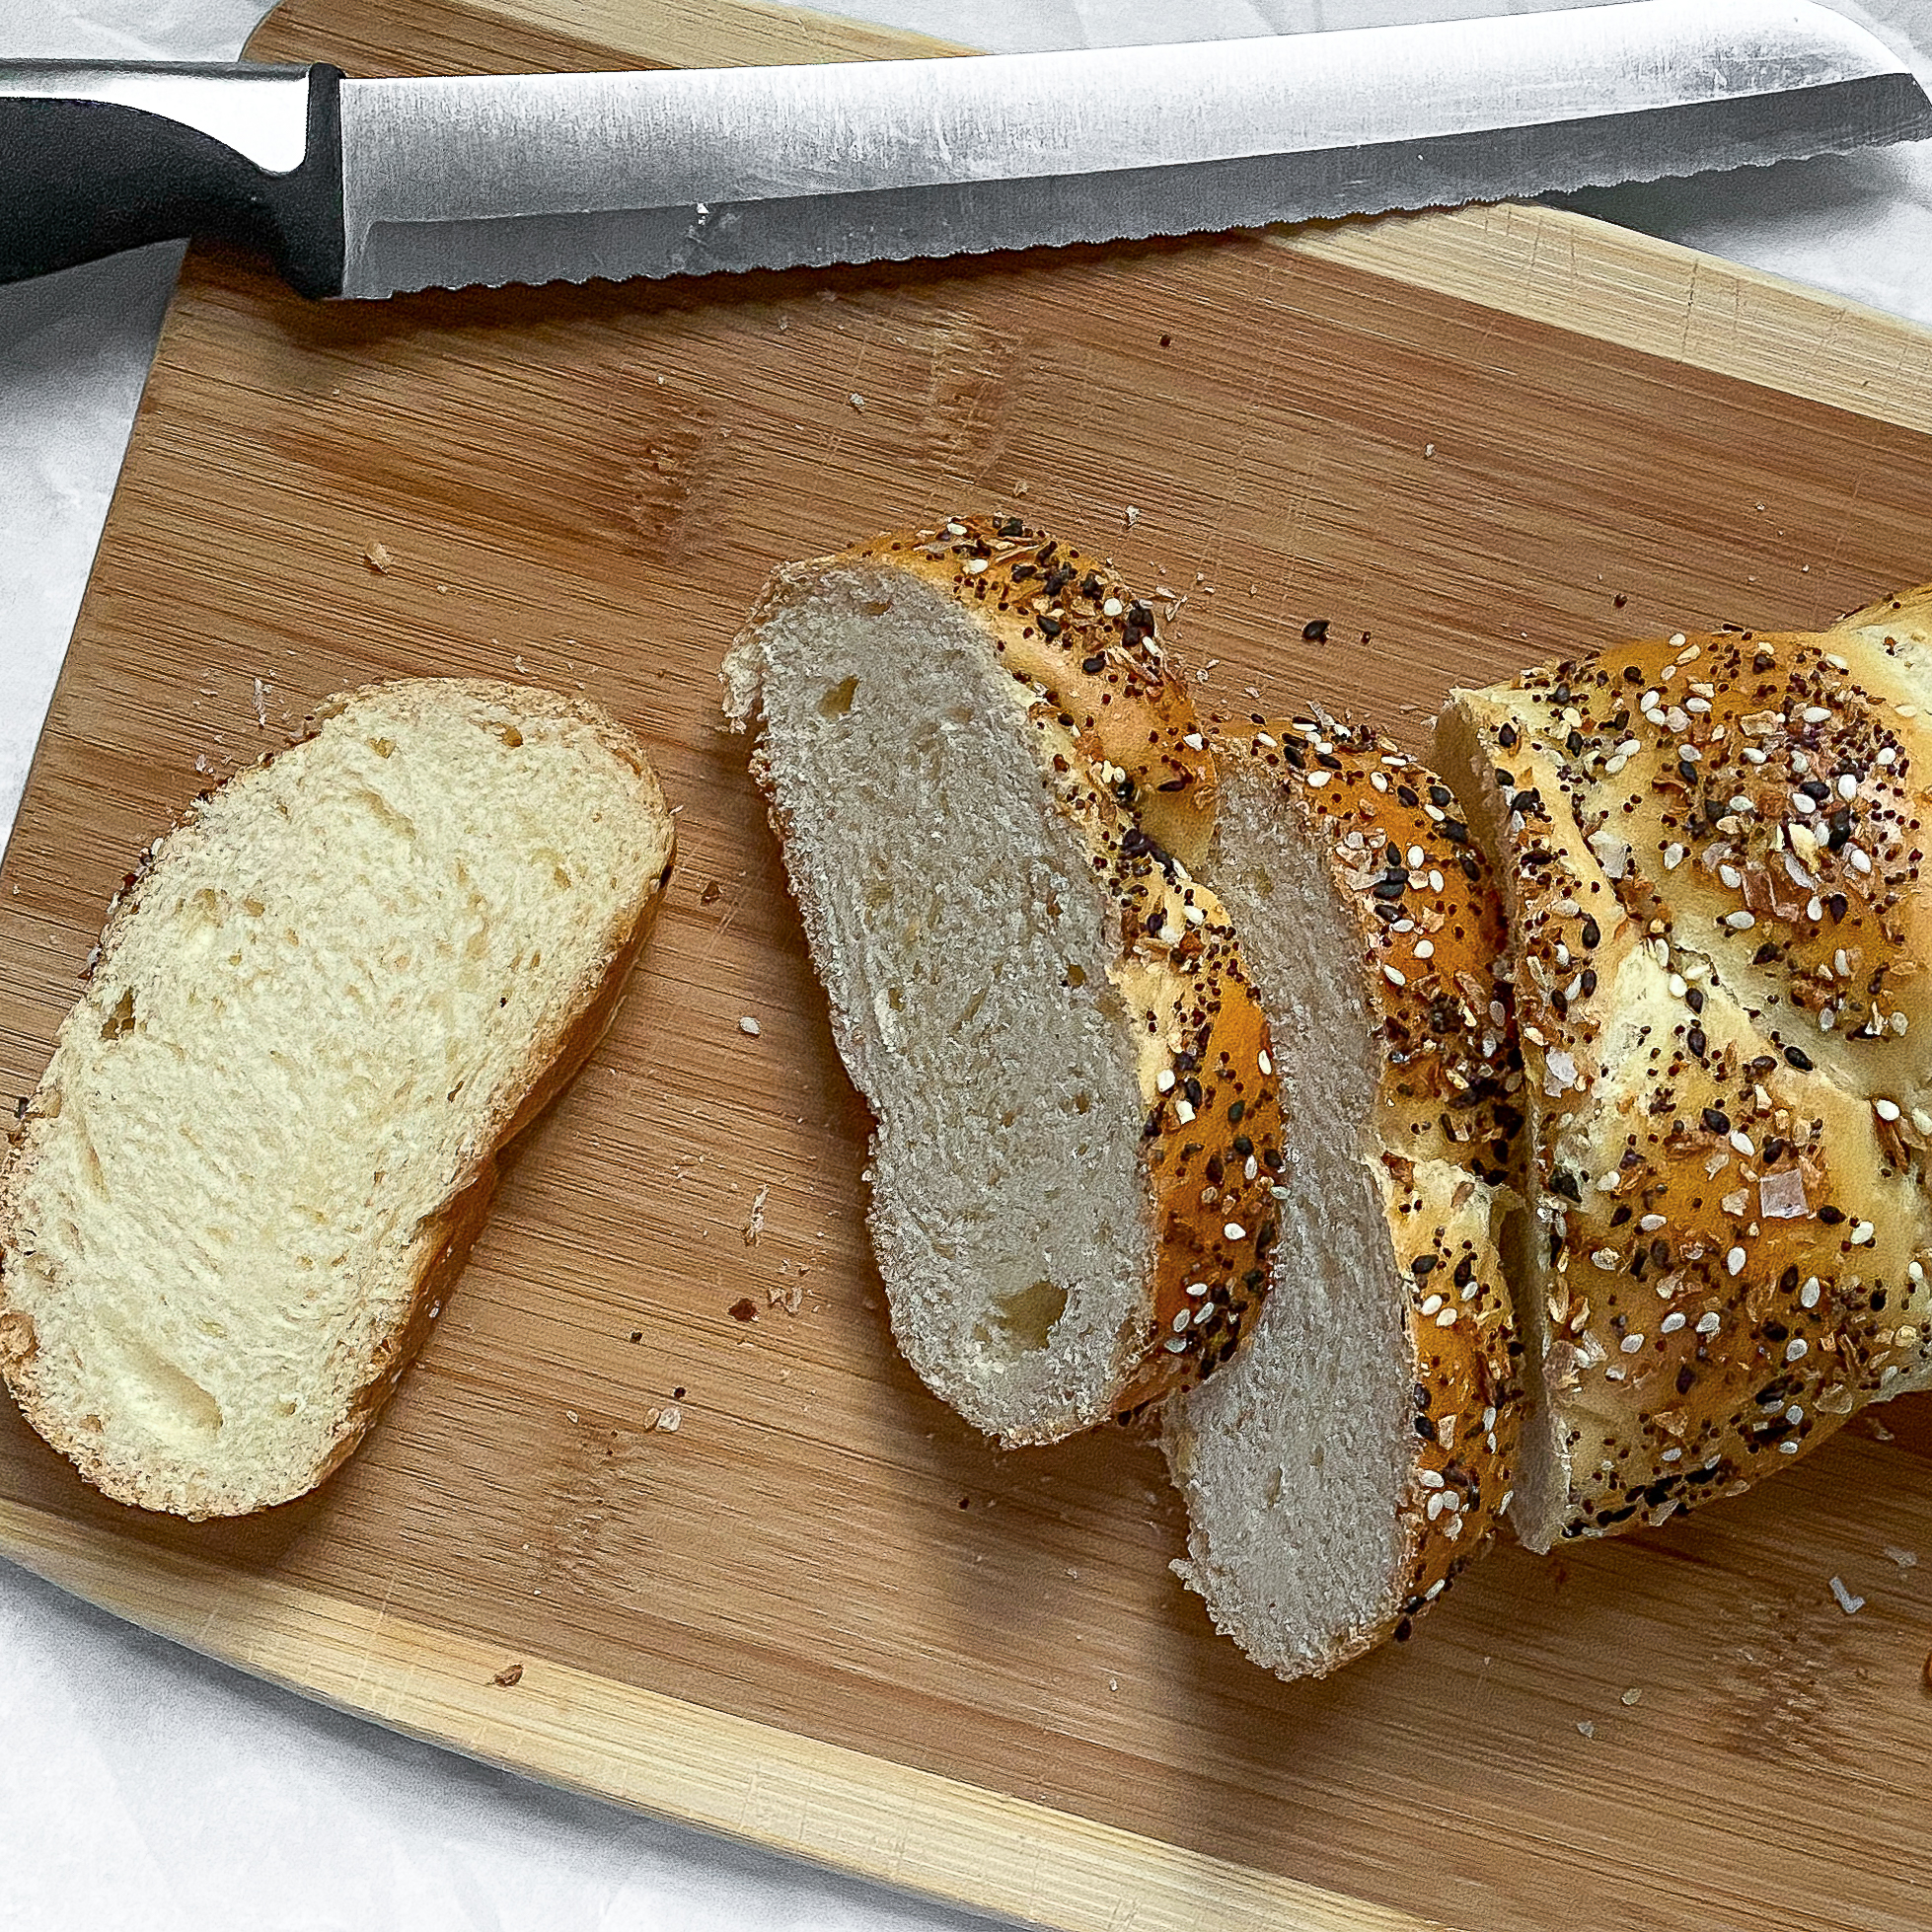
3 3 1931 1927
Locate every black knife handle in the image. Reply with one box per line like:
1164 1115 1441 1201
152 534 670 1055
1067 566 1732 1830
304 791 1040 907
0 61 346 297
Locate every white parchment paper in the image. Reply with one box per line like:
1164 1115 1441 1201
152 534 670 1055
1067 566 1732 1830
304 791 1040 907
2 3 1930 1927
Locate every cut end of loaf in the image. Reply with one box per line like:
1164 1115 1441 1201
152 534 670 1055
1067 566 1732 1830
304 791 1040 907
1167 722 1523 1677
727 558 1164 1443
0 680 673 1518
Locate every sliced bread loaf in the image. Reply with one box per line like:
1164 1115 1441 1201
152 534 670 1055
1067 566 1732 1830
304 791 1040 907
1163 715 1524 1676
723 519 1284 1444
0 680 674 1519
1437 598 1932 1548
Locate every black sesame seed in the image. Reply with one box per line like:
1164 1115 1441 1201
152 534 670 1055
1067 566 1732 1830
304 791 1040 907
1784 1044 1815 1071
1301 619 1330 642
1581 917 1601 949
1819 1205 1845 1225
1411 1254 1439 1277
1687 1027 1708 1059
1080 654 1106 674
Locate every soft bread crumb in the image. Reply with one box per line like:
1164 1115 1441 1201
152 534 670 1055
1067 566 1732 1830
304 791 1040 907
0 680 674 1519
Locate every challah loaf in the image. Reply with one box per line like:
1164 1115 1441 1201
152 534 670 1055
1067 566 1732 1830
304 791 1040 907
723 519 1285 1444
1438 595 1932 1548
0 680 674 1519
1165 715 1524 1676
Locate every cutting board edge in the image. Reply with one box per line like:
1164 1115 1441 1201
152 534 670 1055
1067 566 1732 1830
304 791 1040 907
0 1496 1454 1932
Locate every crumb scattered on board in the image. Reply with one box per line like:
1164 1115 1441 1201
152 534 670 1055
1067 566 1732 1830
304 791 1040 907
490 1662 524 1687
1828 1575 1866 1615
738 1015 761 1037
743 1184 769 1246
363 541 394 574
1884 1546 1918 1570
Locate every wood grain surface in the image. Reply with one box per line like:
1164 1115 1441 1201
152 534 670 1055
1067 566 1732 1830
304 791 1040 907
3 5 1931 1929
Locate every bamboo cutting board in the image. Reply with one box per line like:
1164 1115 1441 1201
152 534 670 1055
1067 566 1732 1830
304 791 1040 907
4 4 1932 1928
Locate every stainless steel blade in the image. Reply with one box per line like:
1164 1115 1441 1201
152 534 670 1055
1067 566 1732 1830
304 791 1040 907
336 0 1932 298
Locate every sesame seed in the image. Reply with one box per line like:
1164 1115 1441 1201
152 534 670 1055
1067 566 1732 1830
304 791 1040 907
1792 792 1817 816
1183 904 1206 927
1255 732 1279 750
1660 1448 1683 1463
1420 1294 1445 1315
1877 1098 1901 1122
1184 1280 1210 1298
1258 1050 1273 1077
1640 1214 1667 1232
1852 1221 1876 1245
1592 1248 1619 1271
1371 771 1389 792
1665 844 1686 870
1224 1222 1246 1241
1910 1260 1925 1284
1800 1278 1821 1308
1414 939 1436 961
1620 1333 1645 1354
1802 706 1830 724
1383 964 1406 987
1848 847 1873 874
1837 774 1859 800
1407 845 1425 868
1725 911 1756 930
1670 632 1687 648
1171 1309 1191 1334
1156 1068 1176 1092
1696 1312 1721 1335
1807 896 1824 923
1436 1307 1457 1327
1779 1441 1801 1455
1718 863 1743 890
1427 1490 1451 1520
1727 1246 1747 1275
1306 770 1331 787
1662 1312 1686 1334
1417 1467 1445 1488
738 1015 762 1036
1786 1337 1810 1362
1162 1336 1189 1354
1730 1130 1754 1157
1102 598 1124 618
964 557 987 574
1182 731 1205 750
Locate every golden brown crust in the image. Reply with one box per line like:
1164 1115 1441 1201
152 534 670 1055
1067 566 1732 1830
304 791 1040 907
729 517 1283 1429
1445 610 1932 1543
1218 714 1523 1629
0 680 674 1520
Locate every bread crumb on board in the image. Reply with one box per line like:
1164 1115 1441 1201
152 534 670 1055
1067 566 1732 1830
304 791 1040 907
1883 1546 1919 1570
363 541 394 574
738 1014 761 1037
743 1185 769 1246
490 1662 524 1687
1828 1575 1866 1615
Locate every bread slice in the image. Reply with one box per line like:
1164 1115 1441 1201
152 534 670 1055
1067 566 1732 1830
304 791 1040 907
1163 715 1524 1677
1438 598 1932 1549
0 680 674 1519
723 518 1284 1444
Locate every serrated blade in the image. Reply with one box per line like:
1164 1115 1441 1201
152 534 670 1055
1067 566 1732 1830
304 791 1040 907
336 0 1932 299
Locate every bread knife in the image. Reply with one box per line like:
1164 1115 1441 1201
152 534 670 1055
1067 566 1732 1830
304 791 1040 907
1 0 1926 300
